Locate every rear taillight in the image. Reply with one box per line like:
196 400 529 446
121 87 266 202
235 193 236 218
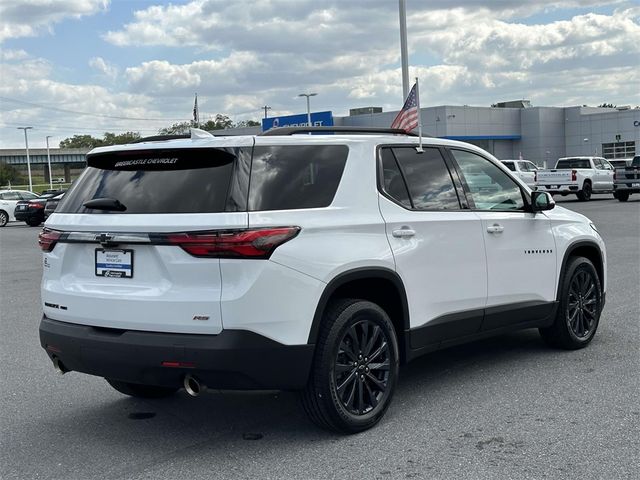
30 201 45 209
165 227 300 259
571 170 577 181
39 229 61 252
613 171 616 180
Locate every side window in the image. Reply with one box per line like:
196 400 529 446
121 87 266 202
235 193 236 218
248 145 348 211
2 191 21 200
526 161 538 171
593 158 604 169
388 147 460 210
380 148 411 208
450 149 525 211
19 192 38 200
503 162 516 172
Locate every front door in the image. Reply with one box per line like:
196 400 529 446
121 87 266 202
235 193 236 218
448 148 557 331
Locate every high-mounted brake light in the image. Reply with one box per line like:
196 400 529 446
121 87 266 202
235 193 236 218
571 170 577 182
165 227 301 259
39 229 61 252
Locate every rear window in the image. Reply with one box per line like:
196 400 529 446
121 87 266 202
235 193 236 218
502 162 516 171
248 145 348 211
57 148 251 214
556 158 590 169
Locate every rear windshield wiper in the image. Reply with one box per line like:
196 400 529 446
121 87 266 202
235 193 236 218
83 198 127 212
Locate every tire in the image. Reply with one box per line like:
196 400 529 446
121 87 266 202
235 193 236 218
616 191 629 202
0 210 8 227
576 182 592 201
301 298 399 434
105 378 178 399
26 218 41 227
539 256 602 349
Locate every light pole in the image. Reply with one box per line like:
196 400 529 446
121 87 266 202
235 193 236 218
262 105 272 119
298 93 317 127
17 127 33 192
46 136 53 189
398 0 410 99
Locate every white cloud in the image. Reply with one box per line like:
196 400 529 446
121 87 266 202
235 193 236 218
0 0 109 42
89 56 118 80
0 48 29 61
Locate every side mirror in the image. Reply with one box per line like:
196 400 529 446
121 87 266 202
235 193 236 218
531 191 555 212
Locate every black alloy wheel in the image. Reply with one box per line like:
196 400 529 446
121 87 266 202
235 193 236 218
333 320 391 416
566 269 598 339
540 256 602 349
302 299 399 433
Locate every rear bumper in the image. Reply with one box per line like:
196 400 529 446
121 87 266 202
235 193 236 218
39 316 314 390
539 184 579 193
14 210 41 221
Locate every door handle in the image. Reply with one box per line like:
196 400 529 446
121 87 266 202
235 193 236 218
392 227 416 238
486 223 504 234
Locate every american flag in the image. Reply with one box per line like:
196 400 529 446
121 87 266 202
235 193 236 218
391 83 419 132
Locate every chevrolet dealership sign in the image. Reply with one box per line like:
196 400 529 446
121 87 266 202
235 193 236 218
262 111 334 131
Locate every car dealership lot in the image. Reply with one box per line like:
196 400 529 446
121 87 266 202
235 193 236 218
1 196 638 480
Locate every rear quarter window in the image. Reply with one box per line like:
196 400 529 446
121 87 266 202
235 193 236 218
248 145 348 211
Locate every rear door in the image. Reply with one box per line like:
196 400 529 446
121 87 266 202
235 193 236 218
377 145 487 349
448 148 557 331
43 141 253 334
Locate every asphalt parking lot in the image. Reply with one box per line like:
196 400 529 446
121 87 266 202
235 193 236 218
1 195 638 480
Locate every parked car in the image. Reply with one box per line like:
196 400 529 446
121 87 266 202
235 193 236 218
608 158 633 169
39 127 607 433
0 189 39 227
501 159 538 189
44 192 65 220
536 156 614 201
15 190 65 227
613 155 640 202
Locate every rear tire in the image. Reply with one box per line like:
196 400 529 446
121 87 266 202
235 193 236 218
615 191 629 202
106 378 178 398
26 218 41 227
301 298 399 434
0 210 8 227
539 256 602 349
576 182 592 201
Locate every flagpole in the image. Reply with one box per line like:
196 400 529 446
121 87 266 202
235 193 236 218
415 77 423 152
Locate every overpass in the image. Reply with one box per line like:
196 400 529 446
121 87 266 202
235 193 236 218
0 148 89 166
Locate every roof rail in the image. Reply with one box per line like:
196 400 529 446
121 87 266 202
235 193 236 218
259 126 418 136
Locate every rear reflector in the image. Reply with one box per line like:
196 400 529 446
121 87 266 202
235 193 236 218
165 227 300 259
39 229 62 252
161 361 195 368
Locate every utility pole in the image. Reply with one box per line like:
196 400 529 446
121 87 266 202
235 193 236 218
17 127 33 192
262 105 272 118
46 136 53 189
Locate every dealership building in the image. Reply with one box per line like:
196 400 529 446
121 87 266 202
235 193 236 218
2 102 639 172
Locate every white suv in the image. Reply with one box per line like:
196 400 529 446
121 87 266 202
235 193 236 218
39 127 606 433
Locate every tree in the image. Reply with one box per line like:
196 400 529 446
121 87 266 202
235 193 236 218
0 161 22 186
157 115 259 135
59 131 141 148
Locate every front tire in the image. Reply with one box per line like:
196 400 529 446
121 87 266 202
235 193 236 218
539 256 602 349
106 378 178 398
301 299 399 433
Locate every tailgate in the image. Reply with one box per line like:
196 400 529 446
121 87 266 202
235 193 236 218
536 170 573 184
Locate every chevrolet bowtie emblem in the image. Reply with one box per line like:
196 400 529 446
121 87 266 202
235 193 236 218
96 233 114 245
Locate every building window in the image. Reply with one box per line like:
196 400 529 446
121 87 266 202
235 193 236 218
602 141 636 159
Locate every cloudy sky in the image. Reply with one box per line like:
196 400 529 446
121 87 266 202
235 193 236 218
1 0 639 148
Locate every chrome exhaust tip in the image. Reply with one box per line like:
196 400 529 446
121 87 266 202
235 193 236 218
52 357 67 375
183 374 205 397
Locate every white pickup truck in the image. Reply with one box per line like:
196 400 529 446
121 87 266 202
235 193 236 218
536 156 614 201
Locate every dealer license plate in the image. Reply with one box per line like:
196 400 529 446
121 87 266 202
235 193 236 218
632 183 640 188
95 249 133 278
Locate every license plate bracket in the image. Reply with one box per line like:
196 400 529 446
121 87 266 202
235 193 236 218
95 249 134 278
